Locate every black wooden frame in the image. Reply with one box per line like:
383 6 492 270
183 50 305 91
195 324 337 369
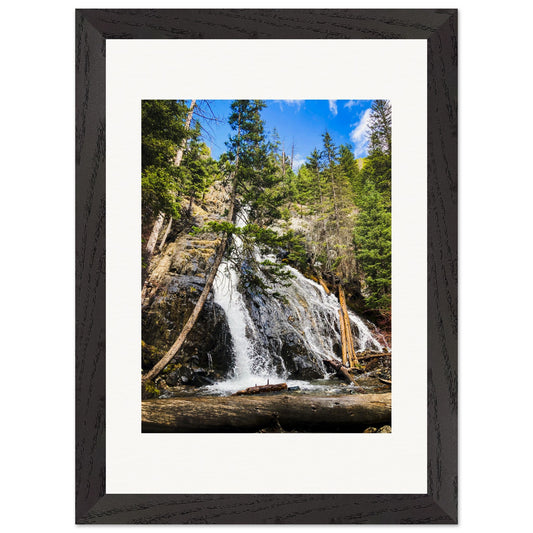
76 9 457 524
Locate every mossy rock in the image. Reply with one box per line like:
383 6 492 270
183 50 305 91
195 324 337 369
142 380 160 400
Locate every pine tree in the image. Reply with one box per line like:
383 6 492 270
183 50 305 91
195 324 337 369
143 100 293 383
141 100 189 222
358 100 392 207
338 144 359 195
141 100 192 276
353 183 391 310
224 100 298 288
368 99 391 155
352 100 392 311
226 100 285 226
180 126 218 213
306 148 325 207
321 131 341 232
292 165 316 208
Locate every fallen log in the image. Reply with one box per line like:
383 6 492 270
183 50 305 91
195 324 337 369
142 393 391 433
318 278 330 294
324 358 358 386
232 383 287 396
357 352 392 361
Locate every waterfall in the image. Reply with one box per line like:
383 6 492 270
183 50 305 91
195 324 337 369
211 212 283 392
212 255 281 391
270 264 383 360
210 212 386 394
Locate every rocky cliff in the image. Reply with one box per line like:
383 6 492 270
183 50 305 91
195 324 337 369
141 181 234 387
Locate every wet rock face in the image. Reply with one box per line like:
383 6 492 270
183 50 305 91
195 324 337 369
282 344 325 380
142 276 234 381
142 181 234 383
244 291 327 380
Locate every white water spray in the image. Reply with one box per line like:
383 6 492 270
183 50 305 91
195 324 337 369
210 212 385 393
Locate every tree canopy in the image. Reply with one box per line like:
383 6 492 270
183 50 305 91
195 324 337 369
141 98 392 316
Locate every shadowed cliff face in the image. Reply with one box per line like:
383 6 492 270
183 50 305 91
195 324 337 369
142 181 235 385
142 276 234 383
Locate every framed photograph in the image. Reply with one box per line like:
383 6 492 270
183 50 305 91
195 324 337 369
76 9 457 524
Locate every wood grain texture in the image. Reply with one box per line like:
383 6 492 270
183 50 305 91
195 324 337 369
75 8 457 524
141 393 391 433
81 9 453 40
81 494 454 524
427 11 458 522
75 10 106 522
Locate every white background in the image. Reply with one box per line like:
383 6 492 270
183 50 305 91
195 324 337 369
2 0 532 530
106 38 427 495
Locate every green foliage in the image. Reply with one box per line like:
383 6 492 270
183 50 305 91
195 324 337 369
357 151 391 206
280 230 308 268
321 131 338 166
141 97 393 316
351 100 392 310
217 100 295 293
141 100 189 220
179 126 218 204
338 144 359 195
277 101 392 314
142 380 160 399
142 100 188 171
193 220 238 235
356 100 391 205
292 165 317 208
141 99 221 234
354 184 391 310
227 101 291 223
141 166 181 219
368 99 391 155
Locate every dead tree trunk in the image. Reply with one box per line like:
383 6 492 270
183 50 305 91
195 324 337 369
158 216 173 251
318 278 330 295
325 358 358 386
290 141 294 170
144 213 165 267
143 100 197 280
187 193 195 215
175 99 196 166
142 107 240 385
338 309 348 366
233 383 288 396
142 179 237 384
339 286 360 368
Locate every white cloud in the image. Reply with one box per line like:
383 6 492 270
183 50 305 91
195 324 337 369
291 153 306 171
344 99 367 110
276 100 303 110
328 99 338 116
350 108 372 158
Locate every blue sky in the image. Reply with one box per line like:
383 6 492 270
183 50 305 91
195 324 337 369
192 100 375 170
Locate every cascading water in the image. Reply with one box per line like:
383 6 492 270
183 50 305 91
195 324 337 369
210 211 386 394
265 263 384 364
211 212 282 393
212 257 280 392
